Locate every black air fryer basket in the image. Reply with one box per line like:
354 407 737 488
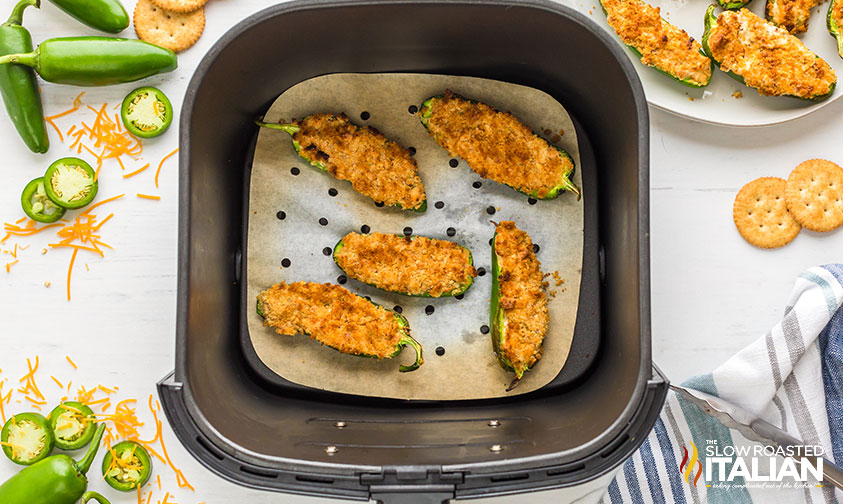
158 0 668 502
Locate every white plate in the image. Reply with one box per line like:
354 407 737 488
561 0 842 126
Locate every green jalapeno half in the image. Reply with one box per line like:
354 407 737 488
101 441 152 491
21 177 66 223
44 157 98 209
1 413 55 465
48 402 96 451
121 86 173 138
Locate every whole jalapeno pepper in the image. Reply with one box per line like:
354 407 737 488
0 0 49 153
0 37 178 86
0 423 110 504
48 0 129 34
1 412 55 465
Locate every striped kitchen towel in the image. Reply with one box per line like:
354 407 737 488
601 264 843 504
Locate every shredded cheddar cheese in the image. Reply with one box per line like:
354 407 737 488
0 357 198 501
154 148 179 188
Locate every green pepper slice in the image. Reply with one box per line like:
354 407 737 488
43 157 98 209
121 86 173 138
101 441 152 491
21 177 66 223
1 413 55 465
829 0 843 58
48 402 96 451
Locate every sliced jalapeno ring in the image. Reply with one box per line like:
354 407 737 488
1 412 55 465
121 86 173 138
102 440 152 491
48 401 96 450
44 157 98 209
21 177 66 223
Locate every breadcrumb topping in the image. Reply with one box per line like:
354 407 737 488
334 232 476 297
833 0 843 33
602 0 712 85
423 93 573 198
257 281 405 358
293 114 426 210
494 221 549 375
707 9 836 98
766 0 819 33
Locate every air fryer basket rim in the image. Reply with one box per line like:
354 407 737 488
164 0 664 499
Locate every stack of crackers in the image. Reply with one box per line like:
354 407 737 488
134 0 207 53
733 159 843 248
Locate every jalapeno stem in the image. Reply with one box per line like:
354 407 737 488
7 0 39 25
0 51 37 68
255 119 300 136
82 491 112 504
76 423 105 474
397 333 423 372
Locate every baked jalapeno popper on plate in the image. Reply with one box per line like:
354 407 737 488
257 113 427 212
601 0 714 86
256 281 423 372
830 0 843 58
333 232 476 297
766 0 820 33
703 6 837 100
491 221 549 391
419 92 580 200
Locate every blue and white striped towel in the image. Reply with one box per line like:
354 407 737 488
601 264 843 504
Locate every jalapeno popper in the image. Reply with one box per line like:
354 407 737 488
766 0 820 33
829 0 843 58
257 113 427 211
703 6 837 100
257 282 423 372
419 92 579 200
491 221 549 391
333 232 476 297
601 0 714 86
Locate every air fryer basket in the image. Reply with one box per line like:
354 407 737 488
159 0 667 502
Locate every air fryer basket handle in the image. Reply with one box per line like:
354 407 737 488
372 490 454 504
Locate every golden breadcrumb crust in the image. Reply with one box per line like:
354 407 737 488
834 0 843 32
494 221 549 373
707 9 836 98
334 232 476 297
602 0 712 85
766 0 819 34
257 281 404 358
424 93 573 198
293 114 426 210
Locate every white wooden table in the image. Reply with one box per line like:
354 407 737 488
1 1 841 502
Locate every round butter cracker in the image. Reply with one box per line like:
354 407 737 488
785 159 843 232
733 177 801 248
149 0 208 13
134 0 205 53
